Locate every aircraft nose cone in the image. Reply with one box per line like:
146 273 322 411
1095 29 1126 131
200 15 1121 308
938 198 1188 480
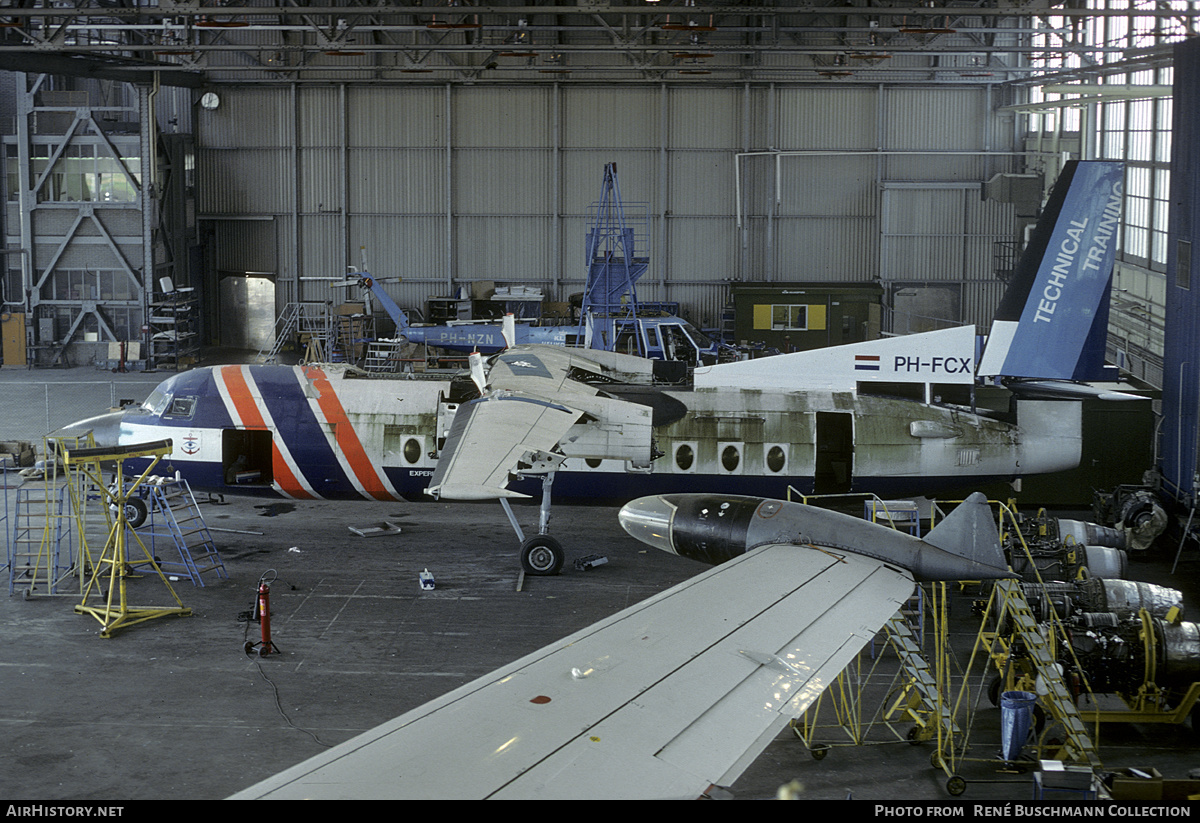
51 410 126 448
618 495 678 555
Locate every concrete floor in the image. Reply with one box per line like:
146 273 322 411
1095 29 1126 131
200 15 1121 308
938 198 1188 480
3 491 1199 802
1 362 1199 802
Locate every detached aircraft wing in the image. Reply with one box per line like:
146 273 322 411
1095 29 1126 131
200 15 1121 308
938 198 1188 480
427 391 582 499
428 345 654 500
229 543 912 800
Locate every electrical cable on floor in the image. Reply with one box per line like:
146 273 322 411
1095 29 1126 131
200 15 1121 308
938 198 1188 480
252 658 333 749
238 569 333 750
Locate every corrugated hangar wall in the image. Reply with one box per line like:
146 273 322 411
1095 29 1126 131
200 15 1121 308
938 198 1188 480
195 83 1019 334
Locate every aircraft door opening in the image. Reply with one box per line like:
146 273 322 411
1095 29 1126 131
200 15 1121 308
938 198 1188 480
814 411 853 494
223 429 274 486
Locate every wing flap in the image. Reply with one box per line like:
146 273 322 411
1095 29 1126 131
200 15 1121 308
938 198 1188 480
230 545 912 800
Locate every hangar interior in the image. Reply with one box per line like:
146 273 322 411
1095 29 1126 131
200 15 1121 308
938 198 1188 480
2 0 1200 803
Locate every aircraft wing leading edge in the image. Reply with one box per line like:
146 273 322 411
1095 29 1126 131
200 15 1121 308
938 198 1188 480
228 544 913 800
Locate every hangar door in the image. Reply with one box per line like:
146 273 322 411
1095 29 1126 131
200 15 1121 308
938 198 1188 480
204 218 279 351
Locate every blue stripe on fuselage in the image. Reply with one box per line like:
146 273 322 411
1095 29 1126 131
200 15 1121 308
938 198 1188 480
245 366 356 496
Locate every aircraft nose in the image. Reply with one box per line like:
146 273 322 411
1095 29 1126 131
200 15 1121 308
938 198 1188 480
52 409 126 448
618 495 678 555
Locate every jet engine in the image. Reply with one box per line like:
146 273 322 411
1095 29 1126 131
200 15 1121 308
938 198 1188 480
1018 578 1183 623
1093 484 1169 553
1005 512 1127 582
1065 612 1200 695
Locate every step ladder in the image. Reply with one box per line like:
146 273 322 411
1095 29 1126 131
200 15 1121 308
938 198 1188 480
363 339 409 373
257 302 334 364
990 577 1101 767
883 608 960 742
332 313 373 365
132 480 227 586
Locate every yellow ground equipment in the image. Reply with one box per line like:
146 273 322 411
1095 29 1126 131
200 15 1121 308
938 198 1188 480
60 439 191 637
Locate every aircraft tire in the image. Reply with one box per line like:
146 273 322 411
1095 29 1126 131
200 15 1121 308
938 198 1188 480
121 497 148 528
520 535 564 576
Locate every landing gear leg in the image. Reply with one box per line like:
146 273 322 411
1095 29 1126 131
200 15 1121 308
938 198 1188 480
500 471 565 576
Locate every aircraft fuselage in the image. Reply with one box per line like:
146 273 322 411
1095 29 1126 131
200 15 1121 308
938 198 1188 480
76 360 1079 504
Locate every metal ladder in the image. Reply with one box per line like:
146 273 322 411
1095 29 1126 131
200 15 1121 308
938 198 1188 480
7 483 74 596
257 302 334 364
883 608 961 742
991 578 1102 767
6 434 104 597
132 480 227 586
363 339 411 373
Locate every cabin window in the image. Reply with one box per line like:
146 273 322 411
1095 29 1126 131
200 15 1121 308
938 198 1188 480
674 443 695 472
585 458 603 469
402 437 423 465
385 425 423 464
720 443 742 473
766 445 787 474
141 389 171 417
683 324 714 349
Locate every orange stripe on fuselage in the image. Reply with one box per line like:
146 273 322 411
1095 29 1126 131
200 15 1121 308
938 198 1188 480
302 365 393 500
218 365 314 499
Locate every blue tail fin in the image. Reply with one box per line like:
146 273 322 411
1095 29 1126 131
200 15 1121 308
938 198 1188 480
359 273 410 333
978 161 1124 381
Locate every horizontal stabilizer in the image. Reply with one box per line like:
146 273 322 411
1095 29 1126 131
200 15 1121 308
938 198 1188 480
1004 379 1145 401
694 325 977 392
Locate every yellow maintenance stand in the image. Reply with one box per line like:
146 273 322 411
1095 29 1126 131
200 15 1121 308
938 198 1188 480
60 439 191 637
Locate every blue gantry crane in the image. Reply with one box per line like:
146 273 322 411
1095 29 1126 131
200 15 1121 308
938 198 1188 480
349 163 720 365
578 162 650 355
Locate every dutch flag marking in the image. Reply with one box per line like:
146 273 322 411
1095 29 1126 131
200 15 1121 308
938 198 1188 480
854 355 881 371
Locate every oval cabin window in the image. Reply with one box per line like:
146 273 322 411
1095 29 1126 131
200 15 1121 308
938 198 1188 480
721 445 740 472
403 438 422 465
675 444 694 471
767 445 786 473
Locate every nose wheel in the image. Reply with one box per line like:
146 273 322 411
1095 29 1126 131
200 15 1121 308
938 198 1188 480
501 470 566 576
520 535 565 576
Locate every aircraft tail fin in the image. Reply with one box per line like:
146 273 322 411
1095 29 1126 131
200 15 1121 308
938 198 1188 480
359 272 411 333
922 492 1008 574
977 161 1124 382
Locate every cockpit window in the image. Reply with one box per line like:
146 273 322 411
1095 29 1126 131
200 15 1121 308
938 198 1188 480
142 389 171 417
164 396 197 419
682 322 713 349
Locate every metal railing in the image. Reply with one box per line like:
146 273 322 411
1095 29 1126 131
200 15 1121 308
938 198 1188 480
0 380 159 445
